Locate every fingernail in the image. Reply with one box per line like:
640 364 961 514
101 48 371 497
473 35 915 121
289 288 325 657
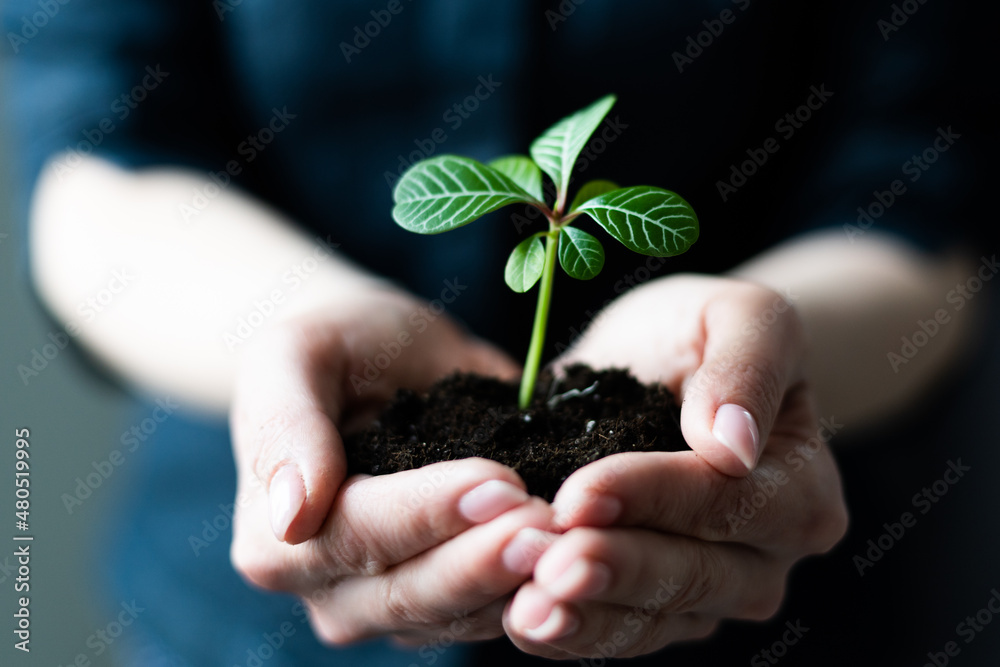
712 404 760 471
458 480 530 524
524 604 579 642
269 465 305 542
502 527 557 575
544 559 611 599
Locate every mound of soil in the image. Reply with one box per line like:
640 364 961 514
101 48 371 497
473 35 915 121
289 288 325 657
345 365 686 501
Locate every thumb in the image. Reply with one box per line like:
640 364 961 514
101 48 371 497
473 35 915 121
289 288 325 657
680 288 805 477
231 324 349 545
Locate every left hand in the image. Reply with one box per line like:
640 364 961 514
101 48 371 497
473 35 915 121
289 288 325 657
502 275 848 660
228 290 550 646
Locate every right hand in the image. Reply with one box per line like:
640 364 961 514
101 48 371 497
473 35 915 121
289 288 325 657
228 288 555 644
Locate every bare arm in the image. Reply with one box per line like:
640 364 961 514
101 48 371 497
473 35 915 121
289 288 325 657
730 229 972 426
29 154 388 412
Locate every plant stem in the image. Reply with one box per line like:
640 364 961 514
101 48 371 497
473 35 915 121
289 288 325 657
519 228 559 409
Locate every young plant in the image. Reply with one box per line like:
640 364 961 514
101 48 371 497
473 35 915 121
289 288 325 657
392 95 699 409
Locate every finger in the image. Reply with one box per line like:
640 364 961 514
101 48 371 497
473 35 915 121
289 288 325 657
504 583 718 660
231 457 534 593
531 527 783 619
551 451 725 538
232 303 521 545
231 321 350 544
306 500 557 643
551 442 843 552
679 283 805 476
315 460 535 579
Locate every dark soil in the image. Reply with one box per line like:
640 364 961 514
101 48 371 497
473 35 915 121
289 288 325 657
345 364 687 501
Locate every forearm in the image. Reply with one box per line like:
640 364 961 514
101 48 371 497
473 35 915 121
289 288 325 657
729 229 973 427
29 155 395 412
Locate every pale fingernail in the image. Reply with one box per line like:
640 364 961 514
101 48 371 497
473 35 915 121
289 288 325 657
458 480 530 524
524 604 580 642
712 404 760 471
544 559 611 599
502 527 557 574
269 464 305 542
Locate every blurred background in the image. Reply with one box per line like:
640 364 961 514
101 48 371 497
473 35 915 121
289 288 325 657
0 56 130 664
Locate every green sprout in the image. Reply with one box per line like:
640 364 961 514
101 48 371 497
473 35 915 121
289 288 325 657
391 95 699 409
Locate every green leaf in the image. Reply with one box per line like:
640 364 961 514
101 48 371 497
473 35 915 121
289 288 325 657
488 155 544 202
569 179 619 213
558 227 605 280
530 95 617 205
505 235 546 292
393 155 539 234
576 186 699 257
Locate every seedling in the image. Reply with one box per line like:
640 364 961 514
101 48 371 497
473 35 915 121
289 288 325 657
392 95 698 409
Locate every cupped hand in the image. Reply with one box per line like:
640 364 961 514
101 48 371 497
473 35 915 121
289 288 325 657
228 288 555 644
503 275 848 659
